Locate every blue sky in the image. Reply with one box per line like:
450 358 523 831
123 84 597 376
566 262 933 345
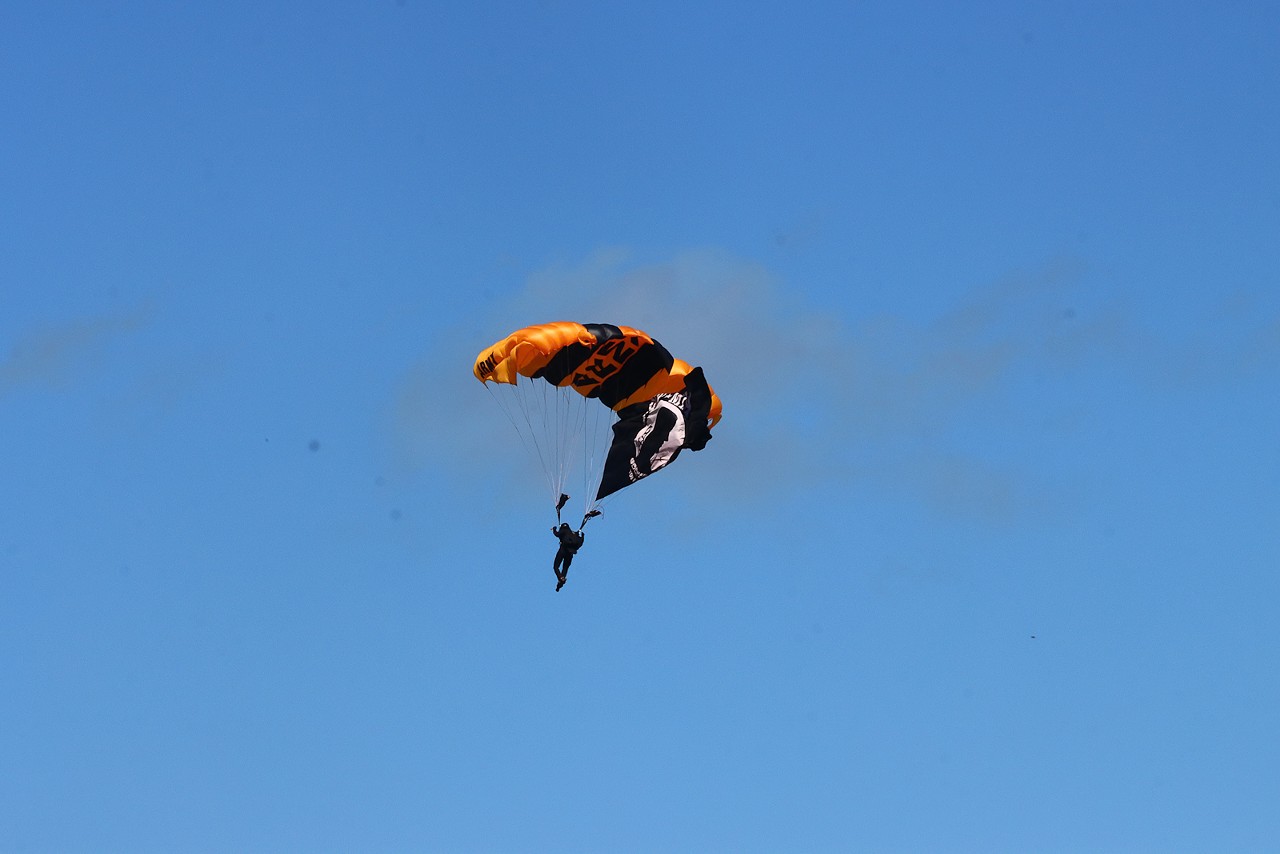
3 2 1278 852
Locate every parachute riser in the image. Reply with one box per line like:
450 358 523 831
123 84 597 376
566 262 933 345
555 491 601 531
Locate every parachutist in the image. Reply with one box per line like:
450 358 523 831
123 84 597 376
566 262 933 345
552 523 585 591
475 322 721 595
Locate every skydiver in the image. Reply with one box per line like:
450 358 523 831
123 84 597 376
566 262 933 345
551 522 585 592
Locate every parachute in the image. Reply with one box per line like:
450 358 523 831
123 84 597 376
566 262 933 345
473 322 721 524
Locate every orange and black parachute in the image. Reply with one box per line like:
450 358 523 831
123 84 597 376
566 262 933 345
474 322 720 503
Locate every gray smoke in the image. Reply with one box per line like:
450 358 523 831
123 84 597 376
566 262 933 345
1 306 153 398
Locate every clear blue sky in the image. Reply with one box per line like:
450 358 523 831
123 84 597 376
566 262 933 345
3 2 1278 852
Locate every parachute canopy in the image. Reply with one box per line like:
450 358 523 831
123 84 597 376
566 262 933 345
474 322 720 505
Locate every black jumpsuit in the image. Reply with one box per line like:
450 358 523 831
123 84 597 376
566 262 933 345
552 523 585 589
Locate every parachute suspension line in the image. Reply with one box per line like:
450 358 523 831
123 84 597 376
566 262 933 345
552 383 568 499
520 377 561 503
579 403 611 530
555 380 576 501
486 379 556 504
579 392 607 523
537 377 571 505
577 393 593 518
538 378 557 497
483 373 616 524
579 393 611 521
485 382 541 475
554 383 603 519
548 379 581 506
516 376 593 513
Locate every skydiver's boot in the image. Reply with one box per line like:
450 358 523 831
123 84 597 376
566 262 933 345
555 573 566 592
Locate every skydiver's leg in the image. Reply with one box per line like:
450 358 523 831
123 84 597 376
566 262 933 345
556 551 572 591
554 548 568 590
